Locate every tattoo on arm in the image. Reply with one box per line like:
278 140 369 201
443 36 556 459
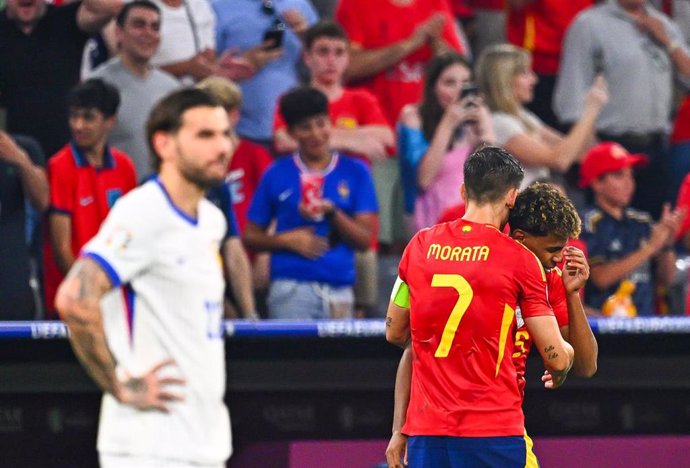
386 316 393 328
548 352 559 360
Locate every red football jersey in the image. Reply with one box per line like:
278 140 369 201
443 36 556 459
226 139 272 235
513 267 569 397
44 144 136 316
507 0 593 74
336 0 464 125
399 219 553 437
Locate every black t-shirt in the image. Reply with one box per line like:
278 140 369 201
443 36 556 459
0 3 89 156
0 135 45 319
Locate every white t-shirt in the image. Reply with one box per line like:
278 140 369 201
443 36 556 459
151 0 216 84
82 179 231 465
492 108 550 188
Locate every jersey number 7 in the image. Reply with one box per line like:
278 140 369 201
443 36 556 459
432 274 515 377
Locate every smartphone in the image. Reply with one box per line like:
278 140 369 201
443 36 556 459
460 83 480 100
262 26 285 50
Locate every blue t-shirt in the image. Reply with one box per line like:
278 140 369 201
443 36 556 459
582 206 654 315
213 0 318 140
207 182 240 240
248 153 378 286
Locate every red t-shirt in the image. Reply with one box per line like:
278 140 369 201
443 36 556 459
399 219 552 437
507 0 593 75
274 88 390 162
336 0 464 125
513 267 569 396
671 96 690 143
227 139 273 235
44 144 136 316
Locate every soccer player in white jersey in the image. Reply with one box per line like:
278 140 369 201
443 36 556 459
55 88 234 468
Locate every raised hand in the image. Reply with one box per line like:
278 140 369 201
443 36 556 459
116 359 186 412
562 246 590 294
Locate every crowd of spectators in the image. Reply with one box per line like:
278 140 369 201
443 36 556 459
2 0 690 320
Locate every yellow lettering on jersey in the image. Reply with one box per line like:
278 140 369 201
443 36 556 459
478 246 490 261
426 244 490 262
440 245 451 260
427 244 442 259
496 304 516 377
450 247 462 261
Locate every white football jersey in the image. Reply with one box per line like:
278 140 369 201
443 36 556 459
82 179 231 464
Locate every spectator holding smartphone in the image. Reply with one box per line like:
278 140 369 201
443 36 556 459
476 44 608 189
213 0 319 148
397 53 495 231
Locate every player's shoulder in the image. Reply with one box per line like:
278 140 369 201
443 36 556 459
624 208 653 225
48 145 76 168
583 207 606 233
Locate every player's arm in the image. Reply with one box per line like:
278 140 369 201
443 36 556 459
386 277 411 348
525 315 574 389
222 238 258 320
49 212 76 275
561 246 598 377
56 258 184 411
385 344 411 468
56 257 120 396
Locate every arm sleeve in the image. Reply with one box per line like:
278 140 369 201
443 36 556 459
80 196 155 288
352 163 379 214
246 168 275 227
48 158 75 215
553 14 597 124
516 247 553 318
491 113 526 147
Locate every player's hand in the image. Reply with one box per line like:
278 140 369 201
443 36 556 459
116 359 186 412
385 430 408 468
282 226 329 259
562 246 590 294
541 370 567 389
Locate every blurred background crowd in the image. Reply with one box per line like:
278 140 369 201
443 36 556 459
3 0 690 321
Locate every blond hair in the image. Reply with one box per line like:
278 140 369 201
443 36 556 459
197 76 242 111
476 44 533 128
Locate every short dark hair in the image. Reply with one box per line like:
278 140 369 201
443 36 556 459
116 0 160 27
463 146 524 204
509 182 582 239
279 87 329 129
146 88 222 172
68 79 120 117
304 20 349 50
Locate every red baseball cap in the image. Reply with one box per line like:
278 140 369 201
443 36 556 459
578 142 649 188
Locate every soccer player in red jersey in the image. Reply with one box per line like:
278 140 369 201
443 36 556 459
385 148 575 467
